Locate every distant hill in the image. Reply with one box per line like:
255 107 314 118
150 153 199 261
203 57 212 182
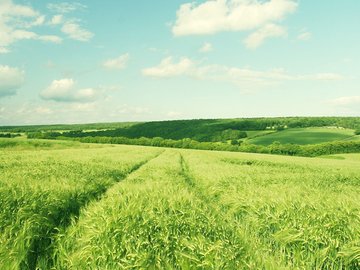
3 116 360 145
52 117 360 144
53 117 360 143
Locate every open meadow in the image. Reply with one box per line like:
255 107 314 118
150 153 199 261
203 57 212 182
0 139 359 269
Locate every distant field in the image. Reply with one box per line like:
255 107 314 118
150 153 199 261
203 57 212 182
245 130 276 138
342 135 360 141
0 139 359 269
248 127 355 145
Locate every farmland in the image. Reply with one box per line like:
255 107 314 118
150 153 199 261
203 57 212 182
247 127 356 145
1 139 359 269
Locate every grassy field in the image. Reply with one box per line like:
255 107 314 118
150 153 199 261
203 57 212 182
245 130 276 139
343 135 360 142
248 127 356 145
0 139 359 269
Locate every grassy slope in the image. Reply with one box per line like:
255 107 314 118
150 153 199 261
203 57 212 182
248 127 355 145
245 130 276 138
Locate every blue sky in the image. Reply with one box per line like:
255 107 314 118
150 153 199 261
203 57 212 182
0 0 359 125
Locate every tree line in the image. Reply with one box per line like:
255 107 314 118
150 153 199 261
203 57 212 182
41 135 360 157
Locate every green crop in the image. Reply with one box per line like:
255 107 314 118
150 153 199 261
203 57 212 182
0 142 161 269
0 139 359 269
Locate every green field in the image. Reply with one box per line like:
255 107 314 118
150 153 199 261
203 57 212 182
343 135 360 142
245 130 276 139
0 139 359 269
248 127 356 145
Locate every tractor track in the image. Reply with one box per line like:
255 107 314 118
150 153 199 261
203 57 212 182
23 150 164 270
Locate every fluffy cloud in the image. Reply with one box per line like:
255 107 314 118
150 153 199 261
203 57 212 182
103 53 130 70
199 42 213 53
328 96 360 106
0 0 62 52
142 57 194 77
172 0 297 36
0 0 38 18
47 3 93 42
50 15 63 25
61 22 93 41
0 65 25 98
143 57 344 89
0 1 93 52
244 24 287 49
40 78 98 102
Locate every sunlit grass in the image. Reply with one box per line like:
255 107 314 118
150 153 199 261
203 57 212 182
0 141 359 269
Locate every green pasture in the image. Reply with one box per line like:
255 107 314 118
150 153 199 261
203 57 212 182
248 127 356 145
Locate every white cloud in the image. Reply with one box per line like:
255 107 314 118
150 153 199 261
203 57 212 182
172 0 297 36
50 15 63 25
0 1 90 52
0 0 38 17
143 56 344 89
199 42 213 53
31 15 45 27
0 0 62 52
47 2 86 14
328 96 360 106
40 78 98 102
61 22 93 41
142 57 194 77
103 53 130 70
38 35 62 43
297 30 311 41
0 65 25 98
244 23 287 49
